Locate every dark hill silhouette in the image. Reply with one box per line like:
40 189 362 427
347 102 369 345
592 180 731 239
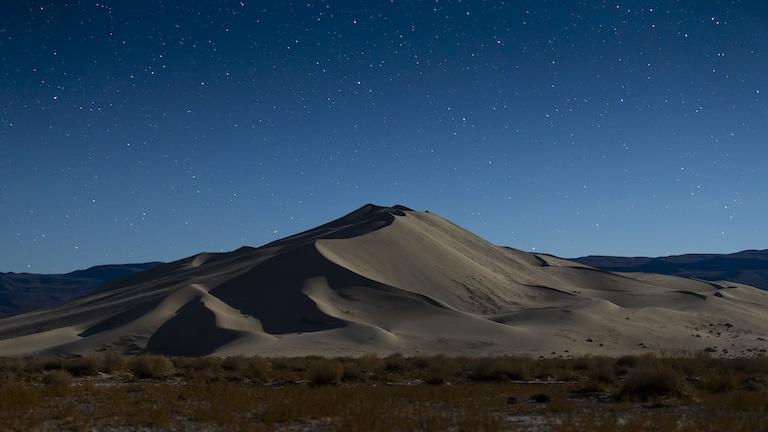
0 263 161 318
573 250 768 290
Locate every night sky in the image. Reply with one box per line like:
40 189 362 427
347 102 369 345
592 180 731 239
2 1 767 273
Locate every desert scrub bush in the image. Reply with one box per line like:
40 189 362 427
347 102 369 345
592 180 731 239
665 356 708 378
573 362 615 393
309 359 343 386
722 390 768 411
63 355 100 377
469 357 527 381
616 366 685 401
0 358 24 383
341 355 385 382
357 354 384 371
543 395 577 413
0 357 23 370
615 355 641 374
422 369 448 385
270 357 291 372
728 357 768 374
128 355 174 379
25 357 63 372
570 356 593 371
0 383 39 415
220 355 247 372
42 370 72 387
698 372 739 394
179 357 224 382
189 356 222 371
530 358 562 380
420 355 462 385
586 363 617 384
468 358 497 381
571 380 609 394
171 356 195 369
244 357 272 383
341 362 367 383
97 352 128 373
383 353 409 373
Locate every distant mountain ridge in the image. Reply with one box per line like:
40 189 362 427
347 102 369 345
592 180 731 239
0 263 162 318
573 250 768 290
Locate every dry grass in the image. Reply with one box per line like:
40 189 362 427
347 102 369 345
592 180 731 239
469 357 529 381
98 351 129 373
309 358 344 385
41 370 73 387
616 366 685 401
0 353 764 430
128 355 174 379
63 355 101 376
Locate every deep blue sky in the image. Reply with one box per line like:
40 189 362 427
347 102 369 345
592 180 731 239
1 1 767 273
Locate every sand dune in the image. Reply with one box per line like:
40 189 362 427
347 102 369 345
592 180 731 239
0 204 766 357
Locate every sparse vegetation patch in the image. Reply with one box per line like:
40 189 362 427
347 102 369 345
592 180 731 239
0 353 764 430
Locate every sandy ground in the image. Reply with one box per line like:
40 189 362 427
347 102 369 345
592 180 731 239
0 204 766 357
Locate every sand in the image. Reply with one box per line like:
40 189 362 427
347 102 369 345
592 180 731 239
0 204 766 357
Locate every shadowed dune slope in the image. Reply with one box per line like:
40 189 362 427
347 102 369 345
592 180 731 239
0 204 766 357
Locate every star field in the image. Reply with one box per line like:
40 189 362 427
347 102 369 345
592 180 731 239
1 1 767 272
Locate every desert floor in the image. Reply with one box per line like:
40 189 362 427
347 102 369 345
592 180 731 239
1 354 767 431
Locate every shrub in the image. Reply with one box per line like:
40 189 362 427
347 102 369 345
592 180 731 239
171 357 194 370
666 356 707 377
64 356 100 377
470 358 503 381
421 355 461 385
572 381 608 394
42 370 72 387
271 358 290 371
357 354 384 372
571 357 591 371
221 356 247 372
587 365 616 384
724 391 768 411
128 355 174 379
30 357 63 372
423 370 447 385
384 354 408 373
530 359 556 380
616 355 640 372
617 366 685 401
555 369 580 382
341 362 366 383
189 357 221 371
98 352 127 373
244 357 272 383
699 373 739 394
412 356 431 369
0 358 23 383
0 383 39 415
470 357 526 381
309 359 343 386
729 357 768 374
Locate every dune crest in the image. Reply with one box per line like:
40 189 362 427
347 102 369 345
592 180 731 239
0 204 766 357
